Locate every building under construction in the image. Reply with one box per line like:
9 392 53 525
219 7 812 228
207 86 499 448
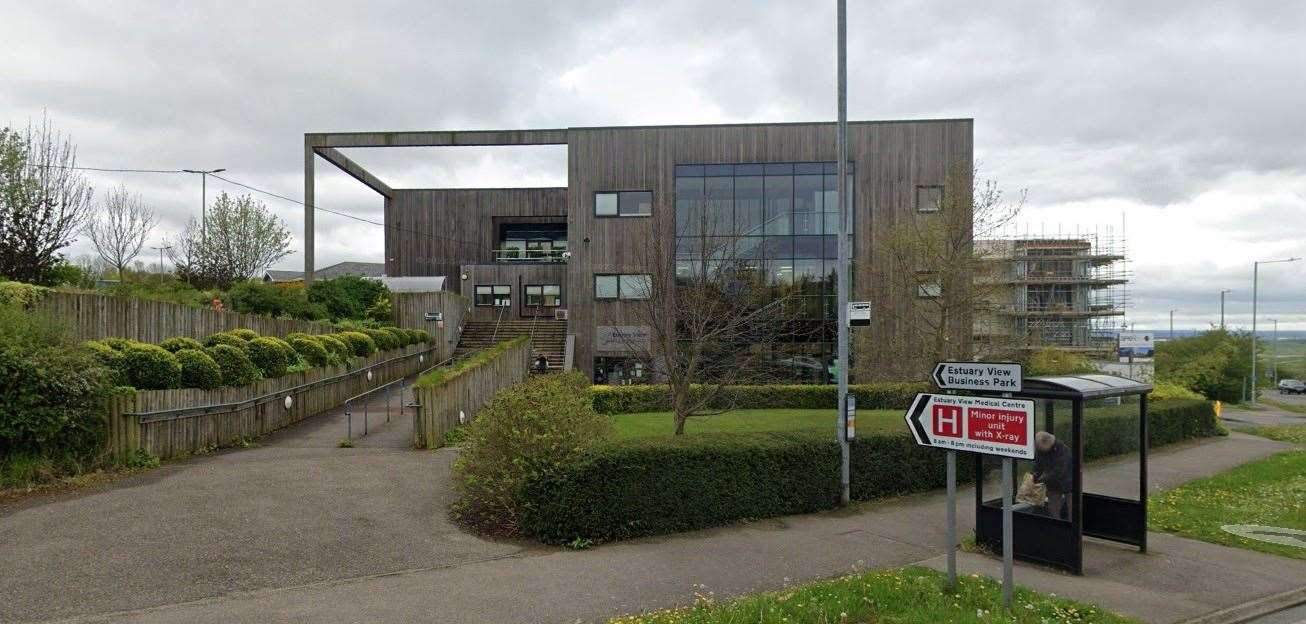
975 232 1128 357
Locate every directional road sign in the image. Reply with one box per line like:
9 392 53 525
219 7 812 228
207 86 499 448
932 361 1022 393
904 393 1036 460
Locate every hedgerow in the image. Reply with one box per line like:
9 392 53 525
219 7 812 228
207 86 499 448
589 382 928 414
519 399 1222 544
176 348 222 389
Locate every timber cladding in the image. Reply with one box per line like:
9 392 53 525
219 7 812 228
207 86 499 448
459 263 567 321
32 291 334 343
104 344 435 460
411 338 531 448
385 187 567 280
390 290 469 358
564 120 974 380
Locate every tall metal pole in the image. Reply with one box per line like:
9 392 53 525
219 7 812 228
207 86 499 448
1169 309 1176 340
835 0 851 506
1219 290 1231 329
1250 258 1299 405
201 172 207 243
1272 319 1278 384
1252 262 1259 404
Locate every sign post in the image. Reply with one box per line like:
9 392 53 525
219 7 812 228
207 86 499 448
844 394 856 439
905 385 1034 608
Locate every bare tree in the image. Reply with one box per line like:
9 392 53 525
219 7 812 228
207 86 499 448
84 184 156 280
616 207 819 435
0 116 94 284
169 191 292 288
870 165 1024 378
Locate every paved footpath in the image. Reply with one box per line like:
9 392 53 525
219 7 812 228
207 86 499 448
3 409 1302 623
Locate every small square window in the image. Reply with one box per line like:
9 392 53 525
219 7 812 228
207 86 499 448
595 192 618 216
619 274 652 300
475 285 512 307
916 185 943 213
595 275 619 299
918 282 942 298
619 191 653 216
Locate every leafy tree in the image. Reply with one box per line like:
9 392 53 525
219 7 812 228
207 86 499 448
1155 328 1254 402
0 117 95 284
306 275 389 321
224 280 327 320
870 165 1024 379
168 192 292 288
84 184 156 280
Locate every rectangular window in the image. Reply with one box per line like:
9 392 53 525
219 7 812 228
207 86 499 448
474 285 512 307
594 274 651 300
524 284 562 307
916 185 943 213
917 282 942 298
596 191 653 217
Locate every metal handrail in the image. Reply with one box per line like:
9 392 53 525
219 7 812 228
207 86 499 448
342 351 462 440
129 346 440 423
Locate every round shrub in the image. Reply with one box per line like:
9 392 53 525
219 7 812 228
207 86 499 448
203 332 248 350
102 337 136 351
246 337 290 378
120 343 181 390
316 334 349 354
81 340 126 385
362 328 398 352
159 336 204 353
263 336 298 362
229 328 259 341
409 329 431 344
338 331 377 357
285 332 311 343
175 349 222 389
205 344 259 386
289 337 331 367
381 326 409 348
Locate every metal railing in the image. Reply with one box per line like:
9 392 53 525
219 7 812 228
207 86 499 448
492 248 568 263
342 351 459 441
129 346 439 424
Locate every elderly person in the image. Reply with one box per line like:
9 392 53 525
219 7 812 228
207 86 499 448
1032 431 1073 519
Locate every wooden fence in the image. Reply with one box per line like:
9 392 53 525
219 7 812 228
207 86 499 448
103 344 438 460
411 338 532 449
391 290 469 360
34 291 335 343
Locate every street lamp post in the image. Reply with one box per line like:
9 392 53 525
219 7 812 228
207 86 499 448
1219 289 1232 329
1169 309 1177 340
1251 257 1300 405
1271 319 1278 385
182 168 226 242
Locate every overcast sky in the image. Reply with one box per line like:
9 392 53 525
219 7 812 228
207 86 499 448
3 1 1303 330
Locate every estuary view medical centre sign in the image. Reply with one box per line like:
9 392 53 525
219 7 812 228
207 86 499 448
904 393 1036 460
932 362 1022 392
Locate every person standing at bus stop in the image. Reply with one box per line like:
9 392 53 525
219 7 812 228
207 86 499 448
1033 432 1073 519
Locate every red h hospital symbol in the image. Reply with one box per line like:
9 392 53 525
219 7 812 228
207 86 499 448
932 404 962 438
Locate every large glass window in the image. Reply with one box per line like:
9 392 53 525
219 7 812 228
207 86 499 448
673 162 854 383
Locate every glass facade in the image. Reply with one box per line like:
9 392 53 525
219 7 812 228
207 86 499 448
674 162 854 383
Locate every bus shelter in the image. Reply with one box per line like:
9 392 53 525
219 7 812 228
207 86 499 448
974 374 1153 575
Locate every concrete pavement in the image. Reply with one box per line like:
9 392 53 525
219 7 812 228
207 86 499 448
6 423 1299 623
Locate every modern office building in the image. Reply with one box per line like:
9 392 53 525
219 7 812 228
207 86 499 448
974 235 1128 357
303 119 973 381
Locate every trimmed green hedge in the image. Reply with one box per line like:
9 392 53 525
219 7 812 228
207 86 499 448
520 399 1223 544
416 335 528 389
206 344 259 386
159 336 203 353
338 331 377 357
589 382 929 414
176 348 222 389
289 336 331 367
120 343 181 390
246 337 290 378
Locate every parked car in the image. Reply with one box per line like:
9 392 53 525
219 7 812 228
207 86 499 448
1279 379 1306 395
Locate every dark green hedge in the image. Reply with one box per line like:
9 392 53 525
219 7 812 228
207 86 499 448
520 399 1221 544
589 382 929 414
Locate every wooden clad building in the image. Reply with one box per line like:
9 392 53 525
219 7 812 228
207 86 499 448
305 119 973 381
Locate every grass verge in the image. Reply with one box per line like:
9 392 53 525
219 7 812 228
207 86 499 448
1244 424 1306 445
611 408 899 440
608 566 1138 624
1261 397 1306 415
1149 448 1305 559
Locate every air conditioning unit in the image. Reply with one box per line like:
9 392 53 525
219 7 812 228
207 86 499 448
554 309 569 320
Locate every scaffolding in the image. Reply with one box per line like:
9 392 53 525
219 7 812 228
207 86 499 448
976 224 1131 355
